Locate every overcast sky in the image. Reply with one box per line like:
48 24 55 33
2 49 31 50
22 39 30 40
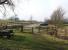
0 0 68 21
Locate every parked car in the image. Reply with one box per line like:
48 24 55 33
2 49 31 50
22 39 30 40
40 23 48 26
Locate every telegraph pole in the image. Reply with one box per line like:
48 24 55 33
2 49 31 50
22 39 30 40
30 15 33 23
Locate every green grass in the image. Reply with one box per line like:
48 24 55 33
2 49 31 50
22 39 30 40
0 31 68 50
0 20 68 50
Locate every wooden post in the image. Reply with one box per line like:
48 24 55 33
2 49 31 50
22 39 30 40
5 25 7 29
54 27 58 37
65 27 67 38
38 26 40 33
46 26 49 34
21 25 24 32
1 23 2 26
32 27 34 34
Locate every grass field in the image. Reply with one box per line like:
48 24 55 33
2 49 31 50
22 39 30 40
0 30 68 50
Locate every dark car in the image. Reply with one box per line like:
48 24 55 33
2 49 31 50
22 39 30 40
40 23 48 26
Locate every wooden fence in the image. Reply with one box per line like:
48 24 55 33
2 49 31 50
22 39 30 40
0 23 68 40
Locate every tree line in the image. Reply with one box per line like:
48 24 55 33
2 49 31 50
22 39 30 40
44 7 68 27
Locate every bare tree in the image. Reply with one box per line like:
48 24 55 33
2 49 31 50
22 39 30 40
0 0 15 19
50 7 65 27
